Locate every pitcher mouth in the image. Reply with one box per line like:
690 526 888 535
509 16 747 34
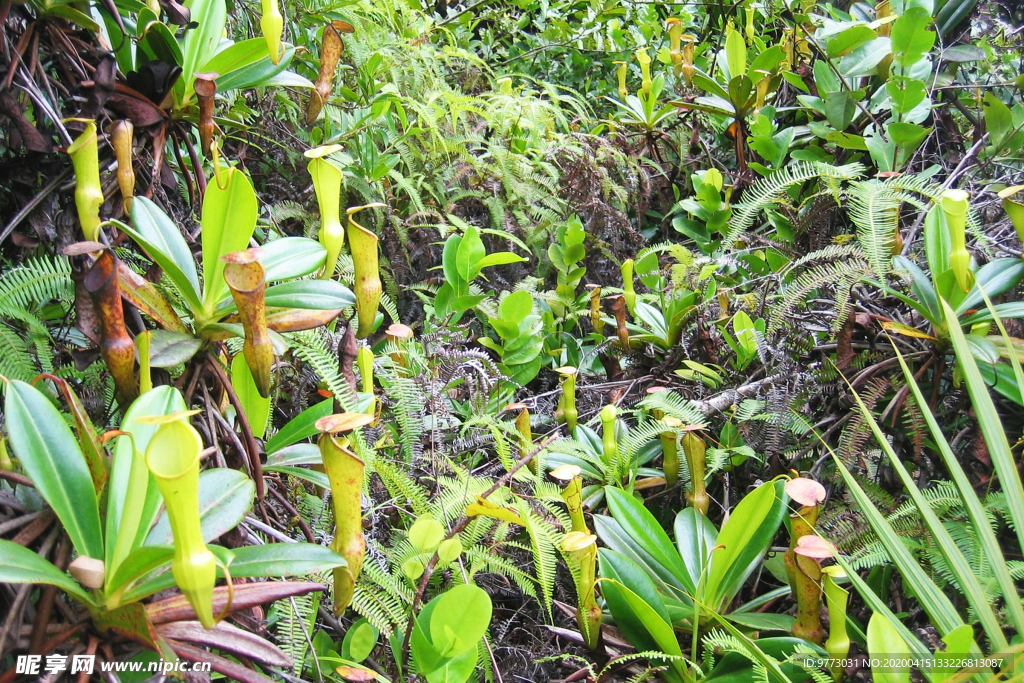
223 255 267 295
145 418 203 481
66 120 97 154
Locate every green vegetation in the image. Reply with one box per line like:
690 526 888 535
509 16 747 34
2 0 1024 679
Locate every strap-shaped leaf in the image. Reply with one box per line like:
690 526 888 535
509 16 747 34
204 40 296 92
124 199 202 312
843 348 1009 649
945 298 1024 557
147 468 255 546
0 539 95 606
704 479 786 609
4 380 103 560
261 237 327 282
123 543 347 602
601 487 690 593
201 168 258 311
832 455 965 636
180 0 227 103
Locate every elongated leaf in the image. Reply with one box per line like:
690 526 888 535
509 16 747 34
158 620 291 667
960 301 1024 326
47 375 108 497
602 488 690 592
181 0 227 102
263 464 330 488
202 168 258 311
704 480 785 609
231 354 270 440
147 468 255 546
832 455 965 635
201 39 293 92
599 549 673 624
843 351 1009 649
107 386 186 572
4 380 103 560
674 508 717 595
264 280 355 310
266 444 321 466
601 579 687 683
266 399 332 454
124 544 347 602
261 237 327 281
953 259 1024 316
146 330 204 367
125 200 202 311
944 298 1024 557
0 539 95 605
106 545 174 597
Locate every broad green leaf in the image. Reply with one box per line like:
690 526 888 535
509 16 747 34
954 258 1024 315
201 167 258 310
886 78 926 113
202 39 295 92
0 539 95 605
602 579 687 683
231 353 271 439
674 507 717 594
342 618 379 663
868 613 911 683
123 543 347 602
181 0 227 102
263 464 330 489
471 252 527 279
266 444 321 466
409 517 446 552
455 226 485 283
891 6 936 66
146 330 204 367
704 480 785 609
263 70 315 88
4 380 103 560
105 545 174 597
599 549 673 623
429 584 492 657
124 200 202 311
107 386 186 573
266 399 332 454
840 37 892 77
261 237 327 281
888 122 930 148
725 23 746 78
441 234 464 292
263 280 356 310
498 290 532 324
603 488 691 593
147 468 255 546
827 25 878 57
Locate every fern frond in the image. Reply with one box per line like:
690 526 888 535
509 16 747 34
724 162 865 247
